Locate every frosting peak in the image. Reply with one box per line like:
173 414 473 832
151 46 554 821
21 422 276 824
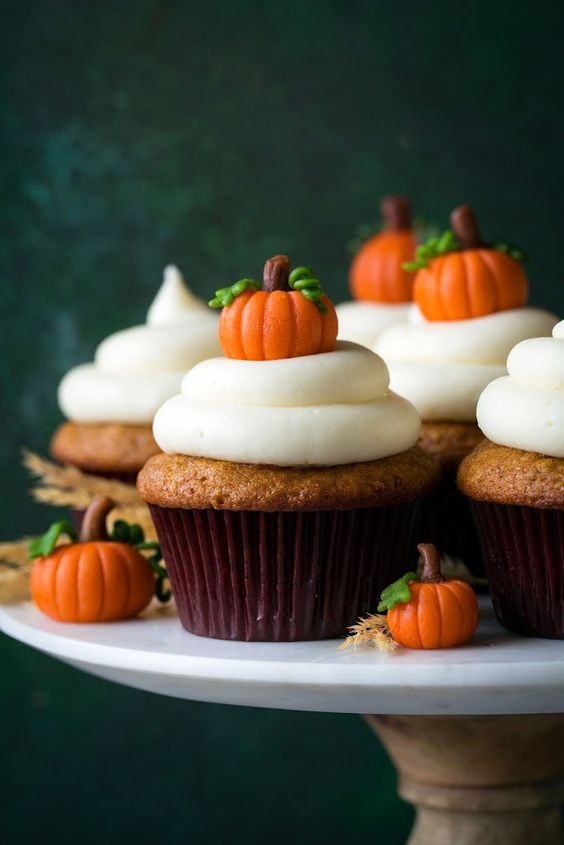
153 341 421 466
477 320 564 457
58 266 221 424
147 265 209 326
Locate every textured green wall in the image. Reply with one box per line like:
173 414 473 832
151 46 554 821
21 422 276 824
1 1 562 842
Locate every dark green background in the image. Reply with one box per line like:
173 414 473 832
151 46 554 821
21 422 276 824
1 1 562 842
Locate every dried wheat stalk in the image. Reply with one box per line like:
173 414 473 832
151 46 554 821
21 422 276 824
22 450 156 540
23 450 142 507
0 453 158 604
339 613 397 653
0 541 33 602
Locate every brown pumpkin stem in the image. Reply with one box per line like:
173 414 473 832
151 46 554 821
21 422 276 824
417 543 446 584
450 205 482 249
79 495 115 543
380 195 412 231
263 255 291 292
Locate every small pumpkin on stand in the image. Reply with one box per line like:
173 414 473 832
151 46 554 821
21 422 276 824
29 495 170 623
378 543 479 649
343 543 479 651
405 205 528 321
209 254 338 360
349 195 417 303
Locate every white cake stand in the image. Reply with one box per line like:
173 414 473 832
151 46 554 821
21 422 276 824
2 598 564 845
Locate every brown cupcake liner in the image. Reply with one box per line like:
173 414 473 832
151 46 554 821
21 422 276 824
419 471 485 576
470 501 564 639
150 503 420 641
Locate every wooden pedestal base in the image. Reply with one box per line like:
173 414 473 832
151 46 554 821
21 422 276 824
366 714 564 845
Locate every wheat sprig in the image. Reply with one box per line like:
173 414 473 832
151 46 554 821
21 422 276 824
23 450 142 506
339 613 397 653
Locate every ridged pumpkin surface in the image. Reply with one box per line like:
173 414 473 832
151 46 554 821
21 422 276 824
30 541 155 623
387 579 478 649
219 289 338 360
350 231 417 303
414 249 528 321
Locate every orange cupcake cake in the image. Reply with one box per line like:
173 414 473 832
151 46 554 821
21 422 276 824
138 255 439 641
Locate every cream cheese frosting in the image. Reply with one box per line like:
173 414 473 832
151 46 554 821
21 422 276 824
153 341 421 466
477 320 564 457
376 305 559 422
336 301 411 348
58 266 221 424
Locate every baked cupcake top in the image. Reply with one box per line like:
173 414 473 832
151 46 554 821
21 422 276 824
58 266 221 425
337 195 416 347
376 206 558 422
152 255 421 467
477 320 564 458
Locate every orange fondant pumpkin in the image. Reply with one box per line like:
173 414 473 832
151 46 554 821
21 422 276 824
30 496 157 623
349 195 417 303
413 205 528 321
212 255 338 360
378 544 479 649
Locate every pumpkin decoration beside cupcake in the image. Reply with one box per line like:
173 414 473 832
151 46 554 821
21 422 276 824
458 320 564 639
138 254 440 642
29 495 169 623
377 544 479 649
51 265 221 483
336 195 418 347
376 205 559 568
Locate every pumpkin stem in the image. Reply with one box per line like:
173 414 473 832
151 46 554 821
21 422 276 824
380 195 412 232
450 205 482 249
79 495 115 543
417 543 445 584
263 255 291 292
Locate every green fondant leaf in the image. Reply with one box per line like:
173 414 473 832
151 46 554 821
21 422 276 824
208 278 259 309
493 242 527 264
377 571 418 612
128 523 145 545
135 541 170 603
110 519 131 543
402 230 460 271
289 266 329 312
29 521 77 559
289 266 315 285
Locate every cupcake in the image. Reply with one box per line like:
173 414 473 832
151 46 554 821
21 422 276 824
51 265 221 482
336 195 417 347
138 255 439 642
376 205 558 568
458 320 564 638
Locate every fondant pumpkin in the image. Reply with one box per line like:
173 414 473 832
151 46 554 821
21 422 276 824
29 496 163 623
412 205 528 321
349 195 417 303
378 543 479 649
210 255 338 360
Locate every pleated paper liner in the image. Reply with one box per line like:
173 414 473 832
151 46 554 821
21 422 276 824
471 501 564 639
420 469 485 577
150 503 420 641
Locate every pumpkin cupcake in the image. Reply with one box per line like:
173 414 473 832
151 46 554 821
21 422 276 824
138 255 440 642
51 265 220 482
458 320 564 639
376 205 558 569
336 195 417 347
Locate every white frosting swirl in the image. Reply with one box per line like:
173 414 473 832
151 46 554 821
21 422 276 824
153 341 421 466
477 320 564 457
376 306 558 422
336 301 411 348
58 266 221 424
